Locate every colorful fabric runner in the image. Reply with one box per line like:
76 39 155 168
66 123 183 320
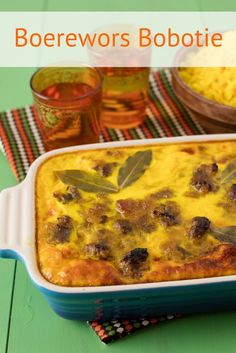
0 68 203 343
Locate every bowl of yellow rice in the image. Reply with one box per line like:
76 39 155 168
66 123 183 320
172 32 236 133
172 67 236 133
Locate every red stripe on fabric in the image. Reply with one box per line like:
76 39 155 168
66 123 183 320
0 120 18 177
148 99 172 137
101 126 112 142
140 121 153 138
155 74 193 135
122 129 133 140
12 110 35 164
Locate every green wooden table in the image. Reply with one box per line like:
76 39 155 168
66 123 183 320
1 1 236 352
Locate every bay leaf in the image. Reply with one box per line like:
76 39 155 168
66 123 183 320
221 160 236 184
211 226 236 245
55 170 118 194
118 150 152 189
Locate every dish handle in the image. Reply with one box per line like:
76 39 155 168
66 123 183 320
0 184 33 261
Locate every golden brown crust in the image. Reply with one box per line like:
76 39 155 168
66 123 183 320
40 244 236 286
144 244 236 283
52 260 123 287
39 243 123 286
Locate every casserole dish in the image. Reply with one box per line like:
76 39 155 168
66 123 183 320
2 134 236 321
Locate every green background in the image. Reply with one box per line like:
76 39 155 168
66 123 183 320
1 1 236 353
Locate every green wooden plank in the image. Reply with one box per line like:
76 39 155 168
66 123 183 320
1 0 236 11
0 2 46 352
7 263 94 353
46 0 236 11
0 0 47 111
0 151 17 353
6 261 236 353
0 68 36 112
0 151 17 189
0 261 16 353
0 0 47 11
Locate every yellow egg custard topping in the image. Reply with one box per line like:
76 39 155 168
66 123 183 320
36 140 236 286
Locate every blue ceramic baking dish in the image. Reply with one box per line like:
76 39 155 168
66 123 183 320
1 134 236 321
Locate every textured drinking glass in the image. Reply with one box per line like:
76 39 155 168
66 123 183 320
30 67 102 151
89 24 151 129
98 66 150 129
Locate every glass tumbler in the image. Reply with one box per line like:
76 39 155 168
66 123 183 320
30 66 102 151
88 24 151 129
98 66 150 129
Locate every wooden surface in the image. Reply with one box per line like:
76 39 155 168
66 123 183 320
1 1 236 353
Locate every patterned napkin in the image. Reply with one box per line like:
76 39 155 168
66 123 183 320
0 69 203 343
89 314 181 343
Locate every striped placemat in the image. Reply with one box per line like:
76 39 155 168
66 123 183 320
0 68 203 343
0 69 204 182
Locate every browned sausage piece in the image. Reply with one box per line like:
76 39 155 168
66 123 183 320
46 215 74 244
86 204 108 224
53 186 81 204
188 216 211 239
120 248 149 277
228 184 236 203
114 219 133 234
191 163 218 193
84 242 110 259
151 201 180 227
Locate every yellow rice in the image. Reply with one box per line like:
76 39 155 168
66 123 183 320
179 67 236 108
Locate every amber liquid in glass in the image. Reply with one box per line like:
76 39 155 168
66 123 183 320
38 82 101 150
100 67 150 129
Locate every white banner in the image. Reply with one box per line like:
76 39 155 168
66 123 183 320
0 12 236 67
